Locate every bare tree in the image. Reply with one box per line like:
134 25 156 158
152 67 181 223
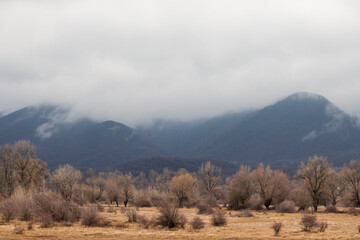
297 155 331 211
52 164 82 201
119 173 134 207
341 159 360 206
0 141 48 195
251 164 290 209
12 140 37 189
198 161 222 205
272 170 291 203
226 165 252 210
169 172 197 207
326 168 345 206
105 177 121 206
0 144 15 197
23 157 48 192
84 174 106 203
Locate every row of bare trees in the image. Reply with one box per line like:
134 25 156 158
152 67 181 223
1 141 360 212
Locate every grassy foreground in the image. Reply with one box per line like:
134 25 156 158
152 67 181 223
0 206 360 240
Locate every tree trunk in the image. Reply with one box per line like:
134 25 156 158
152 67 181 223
356 192 360 207
264 200 272 210
314 204 318 212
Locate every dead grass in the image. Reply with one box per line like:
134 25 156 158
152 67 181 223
0 205 359 239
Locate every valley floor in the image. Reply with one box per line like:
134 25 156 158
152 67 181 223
1 206 360 240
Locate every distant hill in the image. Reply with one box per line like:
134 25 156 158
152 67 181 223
1 92 360 173
137 111 252 155
0 105 163 170
138 92 360 168
185 93 360 167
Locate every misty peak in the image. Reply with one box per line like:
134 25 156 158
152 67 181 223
98 120 130 130
284 92 329 103
270 92 340 116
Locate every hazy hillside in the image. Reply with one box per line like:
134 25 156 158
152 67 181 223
1 92 360 172
137 111 252 155
188 93 360 167
0 105 163 170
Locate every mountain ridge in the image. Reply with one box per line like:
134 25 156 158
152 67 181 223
0 92 359 173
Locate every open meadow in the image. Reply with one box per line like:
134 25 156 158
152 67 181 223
1 206 360 240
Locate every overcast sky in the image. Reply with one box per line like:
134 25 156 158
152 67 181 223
1 0 360 126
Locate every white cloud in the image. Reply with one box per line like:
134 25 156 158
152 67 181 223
1 0 360 126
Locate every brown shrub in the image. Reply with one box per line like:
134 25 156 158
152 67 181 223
115 222 129 229
155 203 186 229
97 218 111 227
183 198 198 208
40 213 54 228
107 207 117 213
61 222 73 227
7 193 35 221
246 195 264 211
325 205 338 213
146 190 166 207
150 195 166 207
211 211 227 226
96 203 105 212
178 214 187 228
136 199 152 208
318 222 328 232
348 207 359 216
18 200 34 221
33 194 80 223
196 202 214 215
52 200 72 222
27 221 33 230
13 225 25 234
134 192 152 207
300 215 317 232
81 205 110 227
206 197 219 208
0 199 16 222
68 201 82 221
138 215 150 229
191 216 205 230
276 200 296 213
232 209 254 218
81 206 99 226
125 208 138 223
71 186 87 206
271 222 282 236
33 194 53 216
120 207 126 213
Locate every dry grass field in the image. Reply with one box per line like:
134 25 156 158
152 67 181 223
1 206 360 240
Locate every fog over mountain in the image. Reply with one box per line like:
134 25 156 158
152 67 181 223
1 1 360 125
0 92 360 174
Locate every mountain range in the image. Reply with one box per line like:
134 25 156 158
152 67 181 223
1 92 359 174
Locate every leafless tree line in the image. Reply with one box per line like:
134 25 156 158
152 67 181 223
1 141 360 212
